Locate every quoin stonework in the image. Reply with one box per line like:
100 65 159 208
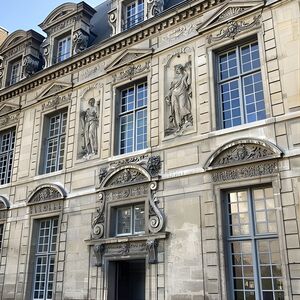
0 0 299 299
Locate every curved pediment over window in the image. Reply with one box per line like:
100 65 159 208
100 165 151 190
39 3 78 30
27 184 67 205
204 138 282 170
0 196 10 210
0 30 27 52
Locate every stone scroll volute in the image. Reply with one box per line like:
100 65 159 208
164 47 194 137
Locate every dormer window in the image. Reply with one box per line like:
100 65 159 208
9 59 22 85
124 0 145 30
55 35 71 63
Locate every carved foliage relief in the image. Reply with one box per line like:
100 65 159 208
207 141 281 169
164 47 194 136
205 139 282 182
78 85 102 159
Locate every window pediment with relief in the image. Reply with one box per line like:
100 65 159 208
26 184 67 215
204 138 282 182
39 2 96 68
0 103 20 127
197 0 264 33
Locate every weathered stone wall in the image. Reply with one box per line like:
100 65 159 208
0 0 299 299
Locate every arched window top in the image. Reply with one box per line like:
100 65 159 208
0 196 10 210
100 164 151 190
27 183 67 205
204 138 282 170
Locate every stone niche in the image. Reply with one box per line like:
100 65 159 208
164 46 194 137
77 84 102 160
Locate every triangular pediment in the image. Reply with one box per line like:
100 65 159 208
38 82 72 100
197 0 264 32
0 103 20 117
105 49 152 72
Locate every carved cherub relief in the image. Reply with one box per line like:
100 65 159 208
165 59 193 136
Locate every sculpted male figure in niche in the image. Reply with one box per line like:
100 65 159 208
81 98 99 157
165 62 193 135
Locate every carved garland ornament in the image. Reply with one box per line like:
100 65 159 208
112 61 150 83
93 238 159 267
205 139 282 170
42 93 72 110
207 15 261 44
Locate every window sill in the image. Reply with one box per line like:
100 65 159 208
34 169 65 181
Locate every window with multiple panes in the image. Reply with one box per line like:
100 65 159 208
115 204 145 236
55 36 71 63
117 81 147 154
43 111 67 174
9 60 22 85
33 218 58 300
123 0 144 30
0 128 15 185
225 187 284 300
217 40 266 129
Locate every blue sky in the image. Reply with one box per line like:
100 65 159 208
0 0 105 35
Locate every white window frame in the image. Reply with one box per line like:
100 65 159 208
216 40 266 129
115 203 145 236
43 110 67 174
0 127 15 185
9 59 22 85
117 81 148 155
55 35 71 63
123 0 145 30
32 217 58 300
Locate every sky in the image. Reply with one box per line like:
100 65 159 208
0 0 105 35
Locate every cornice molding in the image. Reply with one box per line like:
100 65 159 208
0 0 231 102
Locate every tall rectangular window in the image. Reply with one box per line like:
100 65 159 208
124 0 144 30
55 36 71 63
44 111 67 174
33 218 58 300
118 81 147 154
0 128 15 184
9 60 22 85
225 187 284 300
217 40 266 129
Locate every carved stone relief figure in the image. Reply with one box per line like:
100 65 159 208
23 55 40 77
165 62 193 135
72 30 89 55
147 0 164 18
80 97 99 157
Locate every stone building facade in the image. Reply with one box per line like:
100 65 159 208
0 0 299 299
